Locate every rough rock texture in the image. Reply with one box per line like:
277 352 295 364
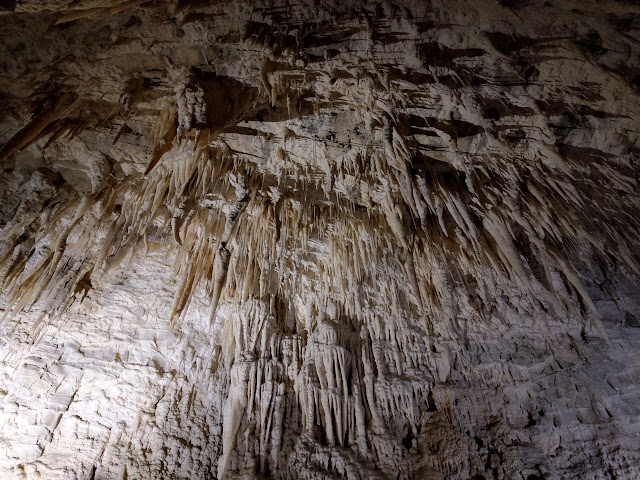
1 0 640 478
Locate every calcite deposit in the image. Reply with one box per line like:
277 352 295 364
1 0 640 478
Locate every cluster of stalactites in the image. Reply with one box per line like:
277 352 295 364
2 50 640 349
2 125 638 344
212 297 436 478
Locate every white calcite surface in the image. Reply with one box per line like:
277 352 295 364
1 0 640 478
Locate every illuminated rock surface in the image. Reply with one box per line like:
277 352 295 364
1 1 640 478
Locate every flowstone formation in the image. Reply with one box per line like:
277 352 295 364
1 0 640 478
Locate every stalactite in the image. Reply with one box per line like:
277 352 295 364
1 1 640 478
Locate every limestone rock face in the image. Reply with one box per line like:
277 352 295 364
1 1 640 478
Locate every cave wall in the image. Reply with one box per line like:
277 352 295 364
1 0 640 479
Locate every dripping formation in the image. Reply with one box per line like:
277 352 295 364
1 0 640 478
